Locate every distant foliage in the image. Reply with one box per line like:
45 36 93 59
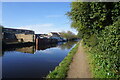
60 31 78 40
67 2 120 78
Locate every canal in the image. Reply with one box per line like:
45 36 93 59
2 41 77 78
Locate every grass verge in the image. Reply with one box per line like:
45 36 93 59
46 42 79 78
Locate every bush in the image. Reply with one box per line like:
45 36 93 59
85 18 120 78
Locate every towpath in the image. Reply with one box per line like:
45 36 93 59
67 42 91 78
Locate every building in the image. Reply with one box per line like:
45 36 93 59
48 32 64 41
48 32 60 37
35 34 50 39
2 28 35 44
2 28 34 34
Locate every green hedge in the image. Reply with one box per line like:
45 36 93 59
84 18 120 78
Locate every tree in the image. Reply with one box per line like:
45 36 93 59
60 31 77 40
67 2 120 38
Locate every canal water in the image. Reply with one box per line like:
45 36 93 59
2 41 77 78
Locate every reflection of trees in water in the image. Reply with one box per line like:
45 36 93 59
58 41 77 50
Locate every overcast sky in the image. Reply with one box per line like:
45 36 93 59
2 2 78 34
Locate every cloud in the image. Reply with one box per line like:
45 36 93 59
17 23 78 34
46 15 62 18
17 23 55 34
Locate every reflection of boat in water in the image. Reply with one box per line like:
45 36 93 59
2 41 78 56
36 43 58 50
35 41 73 51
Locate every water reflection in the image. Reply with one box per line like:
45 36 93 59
2 46 35 55
0 53 2 57
15 46 35 54
58 41 77 50
2 41 78 54
36 43 57 50
36 41 78 51
2 41 78 78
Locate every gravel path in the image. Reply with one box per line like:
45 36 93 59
67 43 91 78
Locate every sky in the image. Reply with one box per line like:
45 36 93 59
1 0 74 2
1 0 119 2
2 2 78 34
